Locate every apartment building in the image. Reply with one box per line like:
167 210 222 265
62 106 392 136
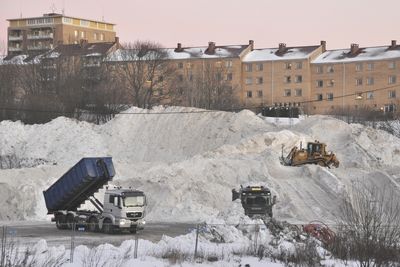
241 42 326 110
311 41 400 114
7 13 115 58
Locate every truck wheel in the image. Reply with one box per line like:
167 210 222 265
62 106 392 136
66 214 75 230
102 219 114 234
56 215 66 230
88 217 99 232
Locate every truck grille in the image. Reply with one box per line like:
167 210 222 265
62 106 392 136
126 212 142 218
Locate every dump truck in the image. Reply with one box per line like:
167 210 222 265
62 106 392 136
232 185 276 218
43 157 146 234
280 140 339 168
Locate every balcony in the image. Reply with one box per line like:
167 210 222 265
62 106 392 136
27 32 54 40
9 35 23 41
8 47 23 52
27 45 52 51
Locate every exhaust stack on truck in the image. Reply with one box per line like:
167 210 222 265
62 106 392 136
43 157 146 234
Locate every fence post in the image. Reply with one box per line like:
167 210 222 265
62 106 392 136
134 236 139 259
70 222 75 263
194 224 199 260
1 225 6 267
254 224 260 255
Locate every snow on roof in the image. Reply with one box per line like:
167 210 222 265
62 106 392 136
0 54 28 65
313 45 400 63
243 46 319 62
107 45 248 61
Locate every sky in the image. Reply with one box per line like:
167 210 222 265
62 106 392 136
0 0 399 52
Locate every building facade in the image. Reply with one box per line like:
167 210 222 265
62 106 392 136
7 13 115 58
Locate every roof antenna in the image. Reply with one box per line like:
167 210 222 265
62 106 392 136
19 0 22 18
50 2 56 13
62 0 65 15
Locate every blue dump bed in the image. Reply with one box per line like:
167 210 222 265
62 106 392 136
43 157 115 214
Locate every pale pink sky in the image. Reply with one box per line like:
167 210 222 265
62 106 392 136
0 0 399 50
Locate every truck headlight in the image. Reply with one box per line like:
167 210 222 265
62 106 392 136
119 219 128 225
141 220 146 225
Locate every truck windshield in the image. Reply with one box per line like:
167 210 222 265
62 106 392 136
245 196 267 205
123 196 145 207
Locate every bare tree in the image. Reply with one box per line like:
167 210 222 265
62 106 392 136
332 181 400 267
174 60 238 110
112 41 175 108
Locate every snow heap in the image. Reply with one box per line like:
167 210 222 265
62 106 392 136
0 106 400 225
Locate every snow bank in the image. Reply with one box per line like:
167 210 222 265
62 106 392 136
0 107 400 224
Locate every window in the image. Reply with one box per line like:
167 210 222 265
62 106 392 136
74 30 78 38
256 63 263 71
158 76 164 82
81 31 85 38
295 88 302 97
366 91 374 99
100 33 104 41
63 17 72 24
389 75 397 84
327 93 334 101
316 94 323 101
94 33 97 40
327 79 335 87
316 80 323 87
355 63 363 71
284 62 292 70
327 65 334 73
246 91 253 98
178 62 183 68
367 77 374 85
296 62 302 69
225 60 233 68
389 90 396 98
188 74 193 81
389 61 396 69
284 76 291 83
226 73 233 81
384 104 396 112
178 74 183 82
355 92 363 100
80 20 89 27
356 78 363 86
256 77 263 84
216 73 222 81
245 77 253 85
284 89 291 97
367 63 374 71
257 90 263 97
316 66 323 74
245 64 252 72
295 75 302 83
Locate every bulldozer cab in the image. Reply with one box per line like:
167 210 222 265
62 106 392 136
307 142 325 156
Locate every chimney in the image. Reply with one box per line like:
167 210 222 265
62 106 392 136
278 43 287 53
205 41 216 54
320 40 326 52
391 40 397 48
350 43 359 55
174 43 183 52
249 40 254 51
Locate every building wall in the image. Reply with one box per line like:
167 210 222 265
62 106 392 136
310 59 400 114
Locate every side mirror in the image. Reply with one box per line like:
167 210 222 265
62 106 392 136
272 196 277 205
232 189 240 201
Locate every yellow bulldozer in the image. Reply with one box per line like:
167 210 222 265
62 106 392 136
280 140 339 168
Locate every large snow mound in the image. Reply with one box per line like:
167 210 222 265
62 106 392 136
1 106 400 223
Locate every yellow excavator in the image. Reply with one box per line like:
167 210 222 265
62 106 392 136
280 140 339 168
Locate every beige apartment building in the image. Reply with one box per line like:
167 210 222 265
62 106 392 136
7 13 115 58
310 41 400 114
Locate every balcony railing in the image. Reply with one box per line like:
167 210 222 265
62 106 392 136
27 45 52 51
27 33 54 40
8 47 22 51
9 35 23 41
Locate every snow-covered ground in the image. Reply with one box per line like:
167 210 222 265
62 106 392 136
0 106 399 265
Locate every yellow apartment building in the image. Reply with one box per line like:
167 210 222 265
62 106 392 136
310 41 400 114
7 13 115 58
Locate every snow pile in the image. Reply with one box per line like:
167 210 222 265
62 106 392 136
0 107 400 224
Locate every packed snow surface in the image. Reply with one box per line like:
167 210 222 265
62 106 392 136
1 106 400 224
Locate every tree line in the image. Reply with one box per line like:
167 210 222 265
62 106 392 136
0 41 238 124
